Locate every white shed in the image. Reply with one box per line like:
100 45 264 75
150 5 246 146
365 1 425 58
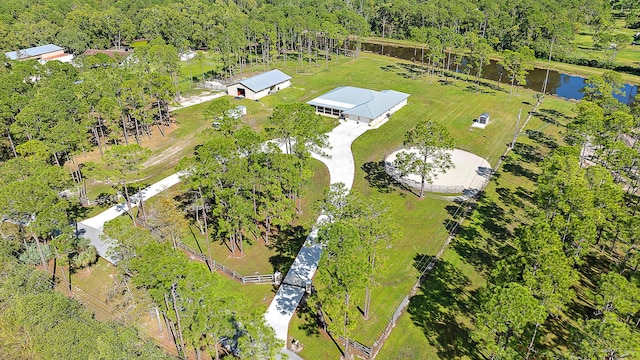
227 69 291 100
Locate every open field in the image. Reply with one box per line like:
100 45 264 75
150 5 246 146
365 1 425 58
280 53 576 358
570 18 640 69
373 97 579 358
77 51 578 359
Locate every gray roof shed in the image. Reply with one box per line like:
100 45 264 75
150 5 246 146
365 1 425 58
238 69 291 92
4 44 64 60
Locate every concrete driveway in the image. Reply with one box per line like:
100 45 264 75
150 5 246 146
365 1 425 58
265 120 372 349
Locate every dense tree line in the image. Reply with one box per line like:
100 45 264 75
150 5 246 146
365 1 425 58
0 40 179 199
0 240 169 359
472 73 640 358
103 215 282 359
1 0 615 71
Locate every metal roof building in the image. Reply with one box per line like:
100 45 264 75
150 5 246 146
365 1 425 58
4 44 70 61
227 69 291 100
307 86 410 125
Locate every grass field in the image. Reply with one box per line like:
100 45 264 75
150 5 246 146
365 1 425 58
271 53 577 358
569 18 640 69
372 93 581 358
77 50 579 358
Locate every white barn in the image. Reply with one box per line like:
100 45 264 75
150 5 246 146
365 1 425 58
227 69 291 100
4 44 74 64
307 86 410 125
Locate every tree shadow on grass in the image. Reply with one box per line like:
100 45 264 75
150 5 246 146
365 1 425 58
451 224 495 272
495 187 525 209
502 161 538 182
526 129 558 149
408 257 480 359
268 225 308 273
294 297 321 337
464 83 496 95
362 161 403 193
398 63 428 79
513 143 544 163
474 197 512 241
535 108 570 125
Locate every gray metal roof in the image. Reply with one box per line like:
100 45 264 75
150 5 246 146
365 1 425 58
238 69 291 92
307 86 410 119
4 44 64 60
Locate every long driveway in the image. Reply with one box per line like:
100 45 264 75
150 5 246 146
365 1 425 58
264 120 372 344
79 94 376 356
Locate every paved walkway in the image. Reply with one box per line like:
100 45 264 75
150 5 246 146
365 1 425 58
78 172 186 263
264 120 372 346
79 95 377 357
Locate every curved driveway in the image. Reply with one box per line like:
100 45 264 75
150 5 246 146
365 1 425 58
264 120 372 345
78 101 376 356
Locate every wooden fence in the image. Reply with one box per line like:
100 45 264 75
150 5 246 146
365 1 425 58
177 242 280 285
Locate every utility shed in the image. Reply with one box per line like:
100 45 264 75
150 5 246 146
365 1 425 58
4 44 73 63
227 69 291 100
307 86 410 126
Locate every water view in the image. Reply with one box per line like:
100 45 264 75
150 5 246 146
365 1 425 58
361 42 639 106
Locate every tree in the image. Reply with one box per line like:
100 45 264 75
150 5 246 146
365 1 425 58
581 71 627 114
266 103 327 155
393 120 454 198
593 272 640 321
569 101 605 166
146 196 188 250
473 283 547 359
0 158 71 271
317 184 402 319
466 32 493 93
101 144 151 227
577 313 640 359
500 46 534 98
535 150 596 262
316 221 369 359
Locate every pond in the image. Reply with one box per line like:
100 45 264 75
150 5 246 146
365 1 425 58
361 42 638 106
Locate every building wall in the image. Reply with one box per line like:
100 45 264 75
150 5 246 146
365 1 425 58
345 113 373 123
277 80 291 91
343 99 409 124
40 50 65 60
227 79 290 100
388 99 408 114
251 88 270 100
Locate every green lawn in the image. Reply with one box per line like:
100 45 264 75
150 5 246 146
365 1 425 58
568 19 640 69
371 102 574 359
178 50 223 93
285 53 577 358
78 51 579 358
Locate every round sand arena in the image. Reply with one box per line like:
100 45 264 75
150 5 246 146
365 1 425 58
385 148 492 194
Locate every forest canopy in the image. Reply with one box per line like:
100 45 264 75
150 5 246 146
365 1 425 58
0 0 614 59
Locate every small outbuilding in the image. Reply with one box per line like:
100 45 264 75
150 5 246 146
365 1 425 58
472 112 490 129
306 86 410 126
227 69 291 100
